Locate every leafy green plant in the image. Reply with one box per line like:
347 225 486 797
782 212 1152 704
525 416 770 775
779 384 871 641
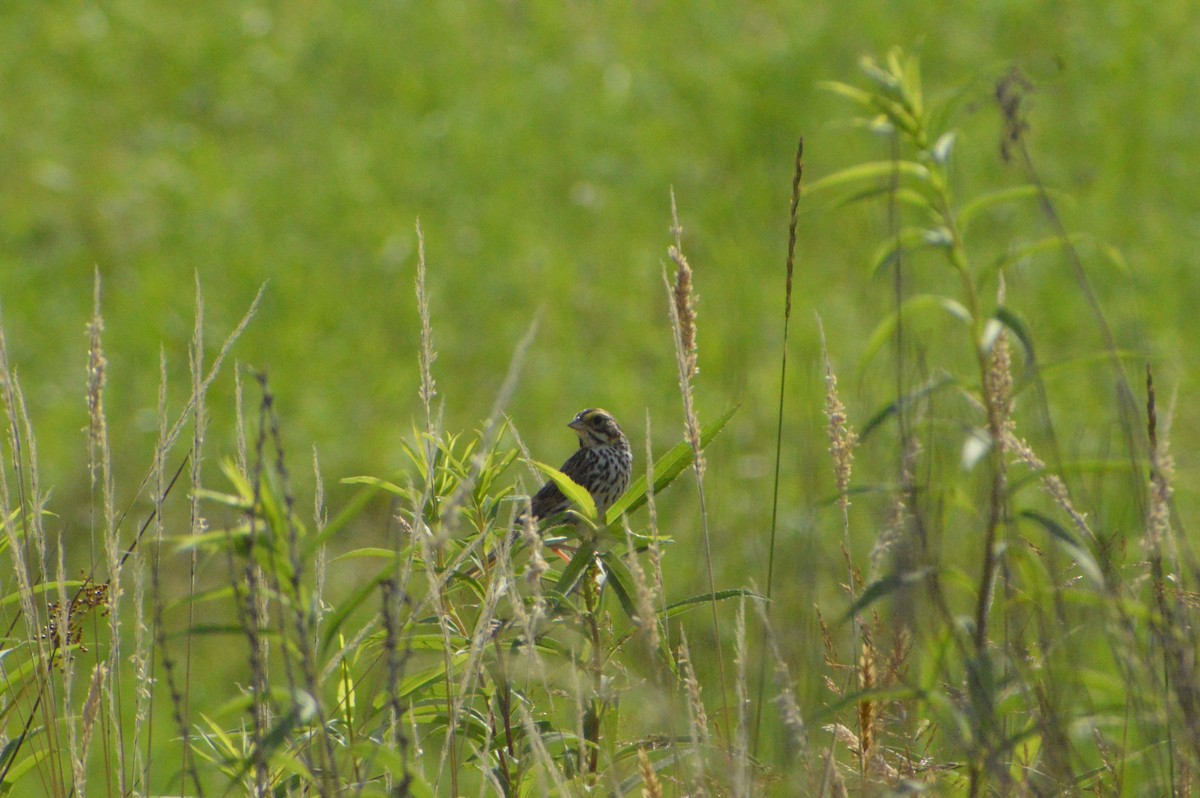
802 48 1191 796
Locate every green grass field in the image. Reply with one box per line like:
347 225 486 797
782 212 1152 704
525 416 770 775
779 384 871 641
2 3 1199 795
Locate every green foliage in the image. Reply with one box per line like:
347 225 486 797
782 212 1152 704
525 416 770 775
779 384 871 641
167 405 737 795
1 8 1199 792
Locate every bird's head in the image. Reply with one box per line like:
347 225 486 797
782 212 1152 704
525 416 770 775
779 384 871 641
568 408 626 448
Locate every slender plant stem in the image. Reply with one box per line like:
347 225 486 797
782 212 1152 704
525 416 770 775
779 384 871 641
754 138 803 755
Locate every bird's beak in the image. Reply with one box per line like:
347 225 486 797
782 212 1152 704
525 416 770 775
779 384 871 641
568 417 586 432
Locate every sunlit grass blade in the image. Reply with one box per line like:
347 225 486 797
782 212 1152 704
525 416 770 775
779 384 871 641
531 461 597 521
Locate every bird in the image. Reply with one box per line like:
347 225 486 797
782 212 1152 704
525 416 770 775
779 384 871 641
527 408 633 530
470 409 632 576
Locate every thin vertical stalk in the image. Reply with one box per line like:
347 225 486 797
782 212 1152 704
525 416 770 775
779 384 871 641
754 138 804 754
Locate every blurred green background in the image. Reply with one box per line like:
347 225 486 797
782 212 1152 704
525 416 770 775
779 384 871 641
2 1 1197 615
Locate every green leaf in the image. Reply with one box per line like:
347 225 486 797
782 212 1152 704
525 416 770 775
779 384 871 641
552 541 598 597
304 483 387 558
0 750 47 793
804 160 930 196
841 568 931 622
958 185 1044 231
599 551 640 623
394 652 471 701
607 405 738 522
984 233 1087 279
661 588 763 618
829 185 931 213
858 294 971 374
817 80 876 109
320 563 394 653
859 373 957 441
866 228 941 278
530 461 596 521
1019 510 1105 589
994 305 1036 371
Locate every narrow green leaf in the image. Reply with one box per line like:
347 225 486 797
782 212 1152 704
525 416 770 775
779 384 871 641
395 652 471 701
599 551 640 623
985 233 1087 278
817 80 876 109
661 588 763 618
304 482 387 558
320 563 394 653
531 461 596 520
858 294 971 374
804 160 930 196
830 185 931 213
553 541 597 596
0 750 46 792
859 373 957 441
1019 510 1105 589
841 568 931 622
958 185 1043 231
866 228 936 278
994 305 1036 371
608 405 738 521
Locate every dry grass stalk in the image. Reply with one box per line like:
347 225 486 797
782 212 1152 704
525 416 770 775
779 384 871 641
749 595 807 755
79 662 106 764
1092 728 1119 792
415 511 459 792
234 362 248 473
871 494 907 584
1143 368 1200 757
415 219 438 421
520 502 549 588
857 642 877 765
0 320 48 648
185 275 212 791
984 326 1014 449
90 276 131 787
668 190 698 383
887 626 911 685
733 597 750 797
643 412 669 654
823 745 850 798
638 747 664 798
677 631 711 750
625 522 660 652
312 447 329 633
157 284 264 468
814 607 841 678
379 578 414 792
438 316 537 547
665 194 729 739
817 316 857 515
149 576 199 794
1003 431 1095 543
667 190 701 471
87 272 116 538
129 564 149 791
1145 367 1175 559
518 701 569 795
974 316 1016 654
